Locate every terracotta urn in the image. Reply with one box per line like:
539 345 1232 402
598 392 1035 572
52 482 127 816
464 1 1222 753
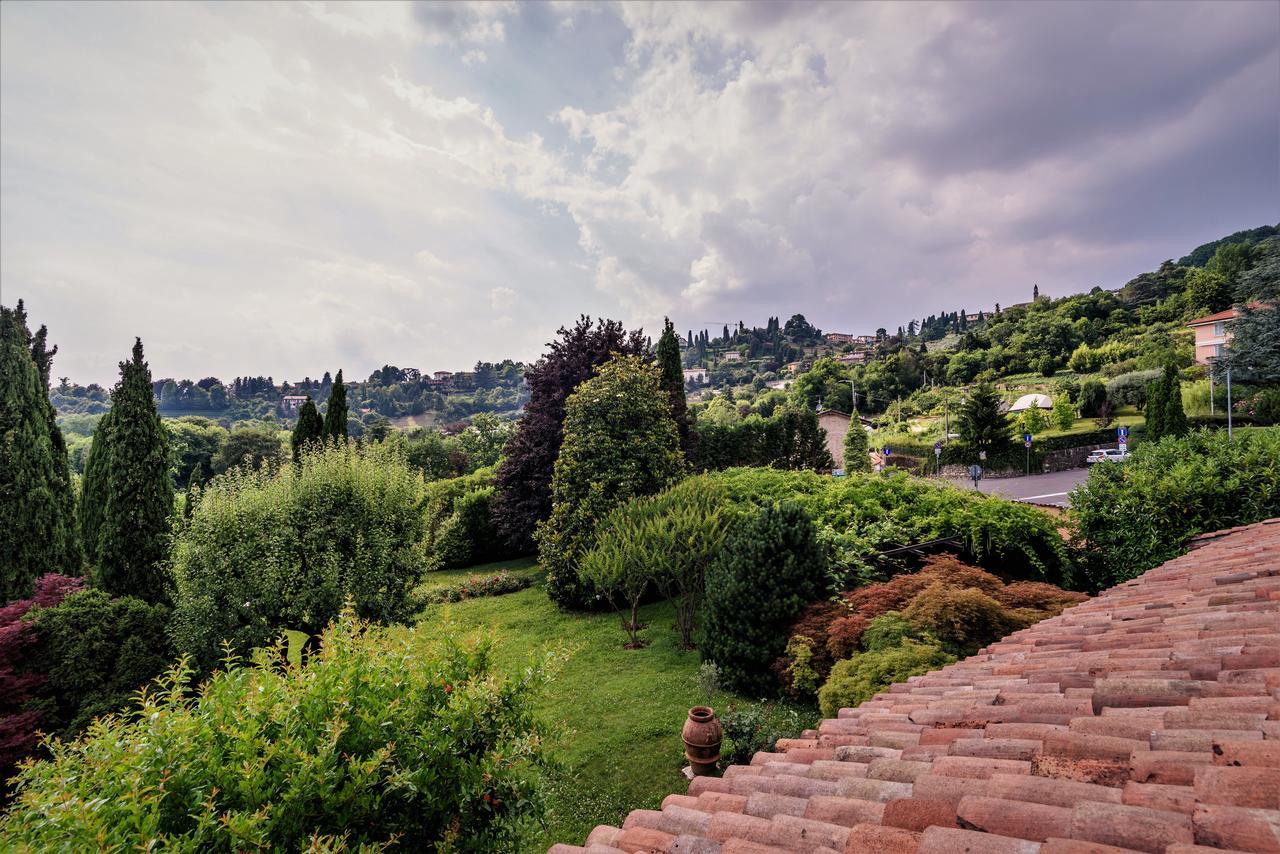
682 706 723 776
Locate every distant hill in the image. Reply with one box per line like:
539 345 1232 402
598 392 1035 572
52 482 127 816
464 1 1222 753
1178 224 1279 268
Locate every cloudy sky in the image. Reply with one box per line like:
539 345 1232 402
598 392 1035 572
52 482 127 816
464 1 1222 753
2 1 1277 384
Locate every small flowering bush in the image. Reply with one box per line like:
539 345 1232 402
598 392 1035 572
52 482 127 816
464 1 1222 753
421 570 537 604
1 610 562 851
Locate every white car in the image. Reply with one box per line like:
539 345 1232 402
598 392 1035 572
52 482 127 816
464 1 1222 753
1086 448 1130 464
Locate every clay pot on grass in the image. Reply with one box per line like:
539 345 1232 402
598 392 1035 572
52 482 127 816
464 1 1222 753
682 706 723 776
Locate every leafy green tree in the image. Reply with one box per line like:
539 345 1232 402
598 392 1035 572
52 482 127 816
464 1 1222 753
1183 267 1233 314
86 340 175 604
956 383 1013 460
492 316 648 553
1235 236 1280 301
790 356 852 413
699 501 830 696
290 397 323 463
656 317 689 447
213 425 284 474
0 304 80 600
172 442 428 672
167 416 226 488
1051 396 1075 432
457 412 513 469
842 419 871 472
580 476 728 648
1222 304 1280 382
322 369 348 443
537 355 686 610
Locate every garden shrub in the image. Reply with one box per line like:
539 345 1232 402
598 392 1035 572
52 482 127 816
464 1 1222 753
817 639 956 718
901 583 1035 656
705 467 1073 587
424 468 512 570
0 574 83 794
171 442 429 673
28 589 173 738
1 611 560 851
417 571 537 605
699 501 830 696
778 555 1084 697
1071 427 1280 589
860 612 920 652
719 701 812 766
434 486 500 569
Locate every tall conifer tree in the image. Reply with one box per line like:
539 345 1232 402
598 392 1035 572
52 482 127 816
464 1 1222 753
656 317 689 448
0 303 80 601
323 370 348 442
90 339 174 603
291 397 324 462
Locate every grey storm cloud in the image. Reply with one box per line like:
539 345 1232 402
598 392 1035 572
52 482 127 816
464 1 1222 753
0 0 1276 384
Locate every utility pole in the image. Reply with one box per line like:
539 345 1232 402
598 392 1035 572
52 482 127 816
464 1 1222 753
1209 362 1215 416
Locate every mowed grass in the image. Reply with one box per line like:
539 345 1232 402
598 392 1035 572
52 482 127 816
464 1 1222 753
411 584 763 851
412 556 542 592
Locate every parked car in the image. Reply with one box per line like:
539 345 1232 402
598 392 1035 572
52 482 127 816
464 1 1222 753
1086 448 1130 464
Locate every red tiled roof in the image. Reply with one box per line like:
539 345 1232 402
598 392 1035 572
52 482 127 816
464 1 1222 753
1186 308 1238 327
550 519 1280 854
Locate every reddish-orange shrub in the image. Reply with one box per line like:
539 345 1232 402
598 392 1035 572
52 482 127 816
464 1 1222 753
779 554 1087 696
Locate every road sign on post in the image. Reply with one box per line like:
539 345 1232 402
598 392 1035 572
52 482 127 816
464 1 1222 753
1023 433 1032 475
933 441 942 476
969 464 983 489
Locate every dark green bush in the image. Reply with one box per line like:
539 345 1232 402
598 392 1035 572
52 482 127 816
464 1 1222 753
29 590 173 738
699 502 830 696
1071 427 1280 589
2 612 559 851
817 639 955 718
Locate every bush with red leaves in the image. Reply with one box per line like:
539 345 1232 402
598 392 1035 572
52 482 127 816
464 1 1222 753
777 555 1087 697
0 574 84 793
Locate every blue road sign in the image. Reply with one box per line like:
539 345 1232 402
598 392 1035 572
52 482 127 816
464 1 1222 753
1117 426 1129 439
882 447 891 457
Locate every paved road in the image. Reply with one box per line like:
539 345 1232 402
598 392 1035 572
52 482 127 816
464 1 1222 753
944 467 1090 507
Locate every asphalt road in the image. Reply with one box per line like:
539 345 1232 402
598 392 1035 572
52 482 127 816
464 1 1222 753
944 467 1090 507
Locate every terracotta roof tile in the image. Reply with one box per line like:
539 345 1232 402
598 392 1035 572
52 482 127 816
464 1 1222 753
550 519 1280 854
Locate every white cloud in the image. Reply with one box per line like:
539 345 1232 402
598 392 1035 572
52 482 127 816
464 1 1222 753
1 1 1275 385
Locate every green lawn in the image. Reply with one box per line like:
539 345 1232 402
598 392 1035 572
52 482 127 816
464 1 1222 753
411 585 770 850
412 556 542 592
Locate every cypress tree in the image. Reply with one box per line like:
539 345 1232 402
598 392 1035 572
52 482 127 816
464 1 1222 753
656 317 689 448
1144 374 1167 441
957 382 1014 459
291 396 324 462
323 370 348 443
0 304 80 601
88 339 174 603
78 408 114 568
1160 364 1188 438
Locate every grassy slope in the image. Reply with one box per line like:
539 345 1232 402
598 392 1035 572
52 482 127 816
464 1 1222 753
412 556 541 592
412 587 766 851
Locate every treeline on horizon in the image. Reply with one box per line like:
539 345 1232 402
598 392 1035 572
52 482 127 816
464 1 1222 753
41 221 1280 425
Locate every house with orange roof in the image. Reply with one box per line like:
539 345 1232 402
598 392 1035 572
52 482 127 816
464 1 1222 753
1186 308 1237 365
